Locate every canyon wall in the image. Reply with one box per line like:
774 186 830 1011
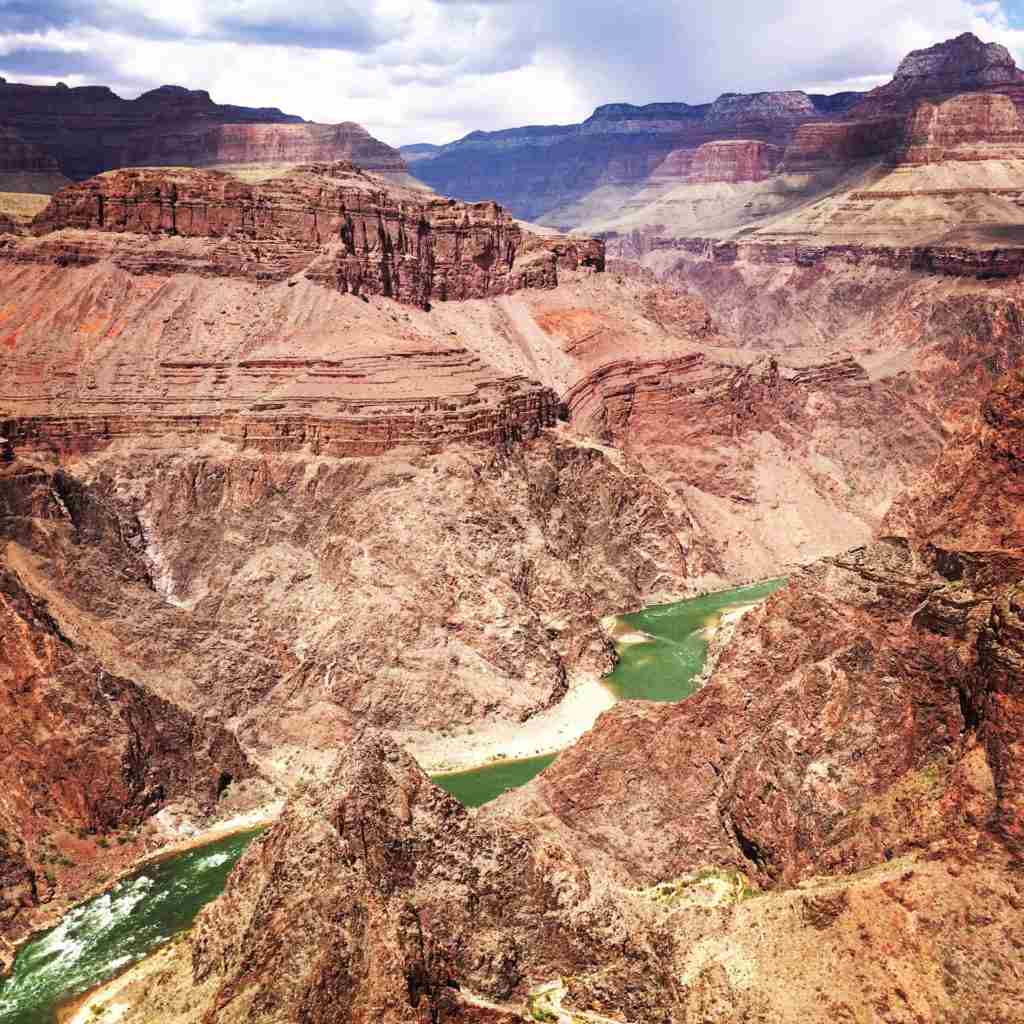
27 163 603 306
0 162 603 463
99 371 1024 1024
0 461 254 965
405 92 861 223
0 80 408 181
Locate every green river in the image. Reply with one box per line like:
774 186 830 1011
1 580 786 1023
0 828 262 1024
431 578 787 806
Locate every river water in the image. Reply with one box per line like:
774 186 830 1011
432 578 786 806
1 580 785 1023
0 828 262 1024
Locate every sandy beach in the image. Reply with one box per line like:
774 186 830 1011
404 673 617 775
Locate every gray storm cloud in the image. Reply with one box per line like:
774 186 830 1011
0 0 1021 143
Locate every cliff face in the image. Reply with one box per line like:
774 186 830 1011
0 162 604 463
518 368 1024 881
408 91 857 223
851 33 1024 118
0 80 407 180
899 92 1024 164
687 140 784 182
27 163 602 309
0 125 60 174
0 462 253 962
102 377 1024 1021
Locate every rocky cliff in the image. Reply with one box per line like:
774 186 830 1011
0 162 603 461
28 163 602 308
851 32 1024 119
0 462 253 965
687 139 784 182
0 80 407 181
407 92 860 223
101 374 1024 1021
899 91 1024 164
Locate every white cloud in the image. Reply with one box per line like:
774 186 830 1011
0 0 1023 144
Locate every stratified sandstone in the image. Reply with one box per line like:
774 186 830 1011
408 92 858 223
0 162 604 463
0 125 60 174
900 92 1024 164
686 140 784 182
28 163 603 307
103 373 1024 1021
850 32 1024 119
0 80 408 180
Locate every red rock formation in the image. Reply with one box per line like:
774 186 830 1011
899 92 1024 164
0 462 254 958
705 90 819 128
501 370 1024 894
688 140 784 182
782 116 906 169
851 33 1024 119
189 123 408 171
27 163 603 307
106 376 1024 1022
0 162 605 461
648 233 1024 278
0 80 408 180
0 125 60 174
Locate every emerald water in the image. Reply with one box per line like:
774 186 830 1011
432 753 557 807
0 828 262 1024
433 579 787 809
606 578 787 702
0 582 787 1022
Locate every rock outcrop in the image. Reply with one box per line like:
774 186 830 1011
0 162 603 460
899 91 1024 164
27 163 602 307
687 139 784 182
101 374 1024 1019
408 91 860 223
0 462 253 959
0 126 60 174
851 32 1024 118
0 80 407 180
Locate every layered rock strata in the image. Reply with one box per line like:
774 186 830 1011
513 368 1024 884
101 373 1024 1019
850 32 1024 119
28 163 603 305
686 139 784 182
636 234 1024 277
900 92 1024 164
407 92 862 223
0 80 407 180
0 162 602 461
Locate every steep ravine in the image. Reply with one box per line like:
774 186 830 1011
57 368 1024 1024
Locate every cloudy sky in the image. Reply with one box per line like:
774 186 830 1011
3 0 1024 146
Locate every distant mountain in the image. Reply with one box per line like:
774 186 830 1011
405 92 865 223
0 79 407 182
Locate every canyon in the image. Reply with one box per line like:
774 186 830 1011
72 363 1024 1024
1 27 1024 1024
